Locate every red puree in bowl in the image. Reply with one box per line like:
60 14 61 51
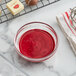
19 29 55 58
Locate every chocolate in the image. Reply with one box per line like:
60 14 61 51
7 0 24 15
25 0 38 6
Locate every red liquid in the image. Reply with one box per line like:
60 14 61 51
19 29 55 58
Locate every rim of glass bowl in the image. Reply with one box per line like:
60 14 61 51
14 22 58 62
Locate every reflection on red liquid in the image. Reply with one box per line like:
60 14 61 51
19 29 55 58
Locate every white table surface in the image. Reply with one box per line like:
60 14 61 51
0 0 76 76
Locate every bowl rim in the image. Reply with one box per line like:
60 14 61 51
14 21 58 62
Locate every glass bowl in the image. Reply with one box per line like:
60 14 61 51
14 22 58 62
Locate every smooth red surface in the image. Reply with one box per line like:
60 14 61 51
14 4 19 9
19 29 55 58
